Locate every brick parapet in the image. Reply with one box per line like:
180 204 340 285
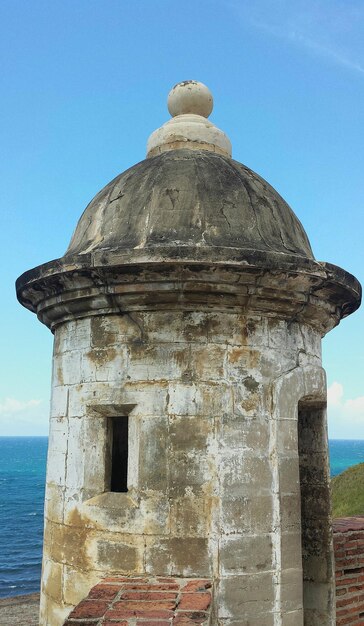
63 577 212 625
333 516 364 626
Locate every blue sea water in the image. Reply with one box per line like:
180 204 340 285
0 436 363 599
0 437 47 599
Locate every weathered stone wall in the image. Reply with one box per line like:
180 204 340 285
40 310 330 626
333 517 364 625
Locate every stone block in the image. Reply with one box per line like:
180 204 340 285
50 385 68 418
303 581 331 613
46 419 68 486
81 346 128 383
143 310 209 344
226 346 261 381
281 532 302 570
48 516 91 571
63 565 101 607
169 415 213 452
138 415 168 492
63 487 85 519
302 366 326 400
206 313 266 347
95 536 144 572
68 382 114 418
168 449 211 497
231 381 269 418
167 383 200 416
54 318 91 355
53 350 82 386
277 419 298 455
220 453 272 497
219 534 273 574
281 568 303 612
279 457 300 494
267 318 304 352
189 344 227 381
218 573 274 618
169 495 215 537
218 616 275 626
199 382 233 416
221 495 273 534
90 314 141 347
301 324 321 358
64 417 85 490
44 482 65 523
260 350 297 381
41 594 71 626
221 414 269 452
82 416 108 494
302 553 332 583
145 537 211 577
128 343 190 381
121 381 168 417
273 368 305 419
42 557 63 603
301 486 330 520
280 494 301 531
281 610 304 626
83 492 169 536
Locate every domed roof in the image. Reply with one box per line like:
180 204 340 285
16 80 361 333
67 149 313 260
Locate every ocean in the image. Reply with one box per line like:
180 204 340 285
0 436 363 599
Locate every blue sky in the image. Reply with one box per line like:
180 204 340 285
1 0 363 437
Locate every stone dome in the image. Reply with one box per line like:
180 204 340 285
67 149 314 260
16 80 361 333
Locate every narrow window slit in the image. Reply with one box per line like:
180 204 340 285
110 416 129 493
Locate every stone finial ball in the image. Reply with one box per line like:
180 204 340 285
167 80 214 118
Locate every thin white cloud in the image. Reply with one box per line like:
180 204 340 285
327 382 364 439
226 0 364 76
0 397 42 414
0 397 49 436
253 20 364 75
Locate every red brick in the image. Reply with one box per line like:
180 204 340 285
64 621 99 626
88 583 121 600
111 600 176 610
120 591 178 601
106 608 175 620
157 578 177 583
337 595 359 608
68 599 109 619
122 584 179 591
175 611 208 619
178 593 211 611
103 622 129 626
136 622 171 625
103 576 149 583
337 588 348 596
173 617 206 626
181 580 211 593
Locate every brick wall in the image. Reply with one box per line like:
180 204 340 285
334 516 364 625
63 577 212 625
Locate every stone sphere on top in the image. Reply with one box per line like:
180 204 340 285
167 80 213 118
